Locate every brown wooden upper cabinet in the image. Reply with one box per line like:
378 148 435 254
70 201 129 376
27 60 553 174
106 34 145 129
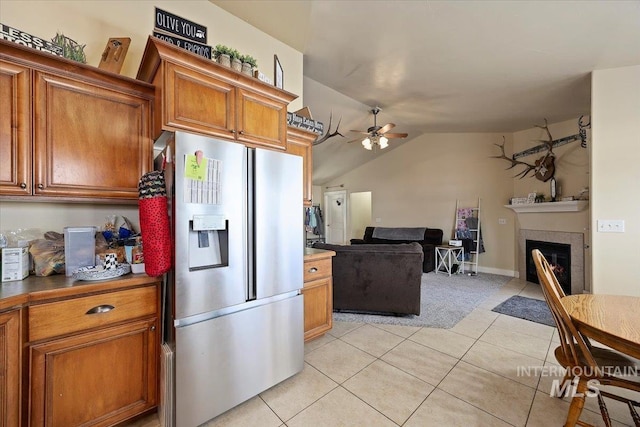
0 39 154 202
286 127 315 207
137 36 297 150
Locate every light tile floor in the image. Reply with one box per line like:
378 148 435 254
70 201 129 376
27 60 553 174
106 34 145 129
127 278 636 427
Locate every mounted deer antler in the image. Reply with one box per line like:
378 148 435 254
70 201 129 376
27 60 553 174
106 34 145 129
313 112 344 146
492 119 556 182
491 137 539 179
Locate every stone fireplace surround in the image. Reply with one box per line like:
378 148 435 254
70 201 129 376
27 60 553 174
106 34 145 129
519 229 585 295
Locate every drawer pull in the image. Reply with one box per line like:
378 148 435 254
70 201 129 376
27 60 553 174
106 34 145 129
86 304 115 315
308 267 318 273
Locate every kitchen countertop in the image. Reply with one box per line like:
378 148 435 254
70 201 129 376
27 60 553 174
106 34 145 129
304 247 336 260
0 273 160 312
2 250 329 311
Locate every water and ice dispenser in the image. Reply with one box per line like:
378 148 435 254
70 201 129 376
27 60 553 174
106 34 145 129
188 214 228 270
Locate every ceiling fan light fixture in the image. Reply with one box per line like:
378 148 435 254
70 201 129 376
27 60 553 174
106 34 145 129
350 106 407 150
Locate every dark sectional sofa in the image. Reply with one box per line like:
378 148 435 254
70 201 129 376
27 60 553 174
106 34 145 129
350 226 443 272
313 242 423 315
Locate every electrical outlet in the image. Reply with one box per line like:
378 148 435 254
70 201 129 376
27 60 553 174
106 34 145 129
597 219 625 233
498 218 507 225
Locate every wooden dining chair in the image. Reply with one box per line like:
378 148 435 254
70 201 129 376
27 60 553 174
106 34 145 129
531 249 640 427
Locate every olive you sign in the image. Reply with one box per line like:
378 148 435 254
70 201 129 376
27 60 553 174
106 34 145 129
155 8 207 43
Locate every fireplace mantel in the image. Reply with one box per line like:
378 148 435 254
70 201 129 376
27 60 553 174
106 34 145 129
504 200 588 213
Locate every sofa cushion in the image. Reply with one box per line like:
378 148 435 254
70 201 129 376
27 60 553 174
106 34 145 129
362 226 443 245
351 226 444 273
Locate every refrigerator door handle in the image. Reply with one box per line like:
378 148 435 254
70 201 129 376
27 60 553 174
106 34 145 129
246 148 256 301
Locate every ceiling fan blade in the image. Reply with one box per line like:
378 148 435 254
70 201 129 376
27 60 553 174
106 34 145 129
349 130 371 135
383 132 408 139
346 138 363 143
377 123 396 134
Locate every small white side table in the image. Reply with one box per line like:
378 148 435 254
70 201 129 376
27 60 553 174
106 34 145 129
435 245 464 276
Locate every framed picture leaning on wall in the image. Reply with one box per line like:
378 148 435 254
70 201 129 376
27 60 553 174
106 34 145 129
274 54 283 89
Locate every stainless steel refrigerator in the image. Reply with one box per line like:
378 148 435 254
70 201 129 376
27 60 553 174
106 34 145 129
160 131 304 427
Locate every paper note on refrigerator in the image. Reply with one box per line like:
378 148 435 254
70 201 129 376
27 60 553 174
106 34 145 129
184 154 222 204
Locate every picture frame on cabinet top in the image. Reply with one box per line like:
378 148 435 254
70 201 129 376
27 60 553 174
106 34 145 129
274 54 283 89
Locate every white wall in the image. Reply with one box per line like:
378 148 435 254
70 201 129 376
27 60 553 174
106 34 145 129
591 65 640 296
0 0 303 234
323 131 517 276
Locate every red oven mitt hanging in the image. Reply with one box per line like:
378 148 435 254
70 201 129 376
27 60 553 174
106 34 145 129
138 170 172 276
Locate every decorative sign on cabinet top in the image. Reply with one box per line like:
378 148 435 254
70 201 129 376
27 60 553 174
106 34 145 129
155 8 207 43
154 7 211 59
152 32 211 59
0 23 62 56
287 112 324 135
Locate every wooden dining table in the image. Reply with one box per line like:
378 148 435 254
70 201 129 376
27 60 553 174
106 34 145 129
561 294 640 360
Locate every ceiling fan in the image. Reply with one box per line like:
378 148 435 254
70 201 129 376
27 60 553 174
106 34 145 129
348 106 408 150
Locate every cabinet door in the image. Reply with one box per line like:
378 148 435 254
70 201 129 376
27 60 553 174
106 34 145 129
29 318 158 427
302 277 333 342
33 71 152 200
0 309 21 427
0 60 31 196
236 88 287 150
163 62 236 140
286 128 314 206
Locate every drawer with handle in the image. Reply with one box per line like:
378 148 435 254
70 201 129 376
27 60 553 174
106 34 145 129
28 285 157 342
304 257 332 283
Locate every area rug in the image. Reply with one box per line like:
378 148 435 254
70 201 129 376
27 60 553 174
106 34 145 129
332 272 510 329
492 295 555 327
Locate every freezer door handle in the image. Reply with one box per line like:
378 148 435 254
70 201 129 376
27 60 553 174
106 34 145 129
247 148 256 301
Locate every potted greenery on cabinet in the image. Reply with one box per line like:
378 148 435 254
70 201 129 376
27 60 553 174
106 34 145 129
213 45 258 76
241 55 257 76
230 49 242 72
213 44 231 67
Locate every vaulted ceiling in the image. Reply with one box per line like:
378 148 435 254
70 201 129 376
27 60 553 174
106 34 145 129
212 1 640 184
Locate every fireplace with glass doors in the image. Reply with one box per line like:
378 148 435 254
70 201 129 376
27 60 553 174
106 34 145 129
526 239 571 295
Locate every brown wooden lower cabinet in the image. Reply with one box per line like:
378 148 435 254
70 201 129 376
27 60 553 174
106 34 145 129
29 318 157 427
303 249 335 342
0 308 21 427
17 278 161 427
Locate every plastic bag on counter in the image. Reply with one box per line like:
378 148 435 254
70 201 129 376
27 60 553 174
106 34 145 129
29 231 66 276
0 228 42 248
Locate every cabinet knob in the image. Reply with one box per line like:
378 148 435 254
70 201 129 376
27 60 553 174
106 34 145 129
238 130 244 135
20 182 27 189
37 183 44 189
308 267 318 273
85 304 115 315
230 129 236 134
150 325 156 331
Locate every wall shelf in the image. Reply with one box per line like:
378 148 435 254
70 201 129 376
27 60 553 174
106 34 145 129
504 200 588 213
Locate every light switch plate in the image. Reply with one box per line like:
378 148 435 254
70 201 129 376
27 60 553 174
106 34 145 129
597 219 625 233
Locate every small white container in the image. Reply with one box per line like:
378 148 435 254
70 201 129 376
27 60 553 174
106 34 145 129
130 263 145 274
64 226 96 276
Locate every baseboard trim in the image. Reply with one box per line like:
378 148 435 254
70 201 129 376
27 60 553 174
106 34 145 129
477 266 518 277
